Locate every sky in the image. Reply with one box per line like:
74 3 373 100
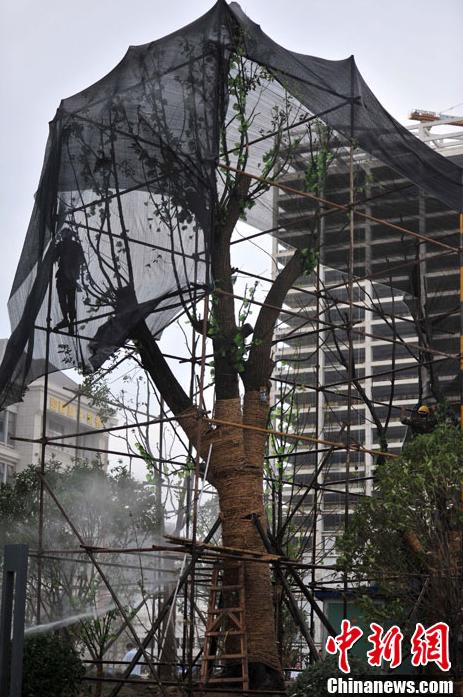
1 0 462 334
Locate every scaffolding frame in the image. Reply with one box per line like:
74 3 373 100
3 88 463 696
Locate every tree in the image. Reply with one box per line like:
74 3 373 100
0 460 162 693
124 54 324 688
5 15 437 686
336 419 463 678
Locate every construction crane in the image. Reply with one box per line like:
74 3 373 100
409 109 463 127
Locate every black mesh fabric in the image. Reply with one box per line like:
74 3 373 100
0 0 462 407
230 2 463 211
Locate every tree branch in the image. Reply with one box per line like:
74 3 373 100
212 173 251 400
328 306 386 450
243 248 306 391
131 321 192 416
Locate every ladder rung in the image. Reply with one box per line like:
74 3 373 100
203 563 248 691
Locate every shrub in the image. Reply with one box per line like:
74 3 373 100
22 633 84 697
288 655 377 697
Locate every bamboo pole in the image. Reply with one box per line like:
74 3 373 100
219 163 459 254
36 269 54 624
204 416 397 460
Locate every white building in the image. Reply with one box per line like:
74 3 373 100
0 339 114 481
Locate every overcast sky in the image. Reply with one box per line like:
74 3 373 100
1 0 462 335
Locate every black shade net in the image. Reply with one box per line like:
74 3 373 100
0 0 462 408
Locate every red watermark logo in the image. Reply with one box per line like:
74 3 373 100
325 620 451 674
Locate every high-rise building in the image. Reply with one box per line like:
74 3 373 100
272 114 463 648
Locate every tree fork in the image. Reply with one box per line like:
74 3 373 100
129 155 318 687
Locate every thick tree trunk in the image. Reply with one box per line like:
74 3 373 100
179 395 282 683
209 398 280 671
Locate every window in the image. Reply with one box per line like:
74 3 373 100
80 430 100 451
7 412 16 445
0 410 16 447
323 513 345 531
47 416 66 439
323 492 349 507
322 534 337 554
0 462 15 483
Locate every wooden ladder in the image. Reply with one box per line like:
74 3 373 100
200 561 249 690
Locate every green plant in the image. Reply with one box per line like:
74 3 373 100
288 655 377 697
336 420 463 676
304 121 334 196
79 376 117 423
22 633 84 697
300 247 318 276
1 461 160 667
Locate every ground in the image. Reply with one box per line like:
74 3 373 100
80 683 285 697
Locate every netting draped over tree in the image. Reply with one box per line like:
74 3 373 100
0 0 462 407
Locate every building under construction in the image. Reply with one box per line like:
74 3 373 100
272 112 463 651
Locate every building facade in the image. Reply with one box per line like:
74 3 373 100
0 339 113 480
272 115 463 648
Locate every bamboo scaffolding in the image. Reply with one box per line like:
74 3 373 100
36 472 166 693
342 132 355 618
219 163 459 254
215 288 459 362
13 68 461 696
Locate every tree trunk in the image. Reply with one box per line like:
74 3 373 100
132 242 308 688
201 395 282 686
94 660 103 697
159 609 178 681
176 394 282 685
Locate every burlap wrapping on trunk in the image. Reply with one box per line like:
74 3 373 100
178 400 281 671
177 406 210 455
178 397 281 670
213 397 281 672
243 390 270 469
